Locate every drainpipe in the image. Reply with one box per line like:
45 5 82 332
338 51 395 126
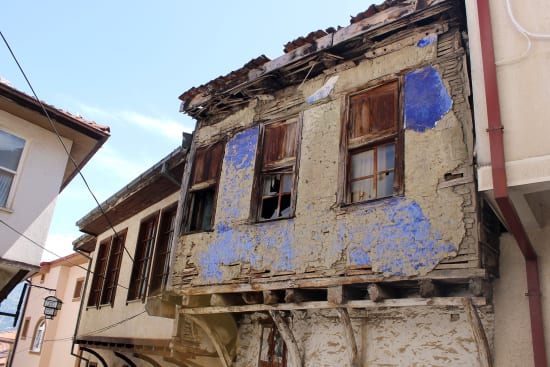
6 281 30 367
476 0 547 366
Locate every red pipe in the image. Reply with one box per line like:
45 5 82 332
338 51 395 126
476 0 547 365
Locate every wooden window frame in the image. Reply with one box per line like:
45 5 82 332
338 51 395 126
253 116 301 222
127 213 159 302
149 204 178 296
339 79 404 205
87 231 127 308
183 142 224 233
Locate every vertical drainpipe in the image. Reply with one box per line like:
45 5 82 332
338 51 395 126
476 0 547 365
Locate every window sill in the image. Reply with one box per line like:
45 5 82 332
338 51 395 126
252 215 295 225
0 206 13 214
125 298 144 305
335 195 401 213
181 228 214 236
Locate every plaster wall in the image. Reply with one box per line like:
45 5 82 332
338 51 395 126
78 192 179 340
235 306 493 367
0 110 72 266
173 30 478 289
493 226 550 367
467 0 550 190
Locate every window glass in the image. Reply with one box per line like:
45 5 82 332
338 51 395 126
0 130 25 207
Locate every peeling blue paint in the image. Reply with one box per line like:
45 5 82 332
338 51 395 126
417 34 437 48
348 197 456 275
404 65 452 132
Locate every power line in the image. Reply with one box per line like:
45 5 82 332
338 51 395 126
0 29 135 265
0 220 128 291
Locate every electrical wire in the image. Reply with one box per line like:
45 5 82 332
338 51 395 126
0 220 128 291
0 29 135 265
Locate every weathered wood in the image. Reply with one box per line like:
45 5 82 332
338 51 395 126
178 297 487 315
269 310 303 367
181 294 210 307
419 279 441 298
174 268 488 296
367 284 395 302
242 292 262 305
469 279 492 298
186 315 234 367
462 298 492 367
336 308 359 367
327 286 345 305
263 290 280 305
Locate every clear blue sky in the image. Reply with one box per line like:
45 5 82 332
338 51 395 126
1 1 376 260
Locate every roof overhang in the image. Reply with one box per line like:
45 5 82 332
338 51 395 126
0 82 110 191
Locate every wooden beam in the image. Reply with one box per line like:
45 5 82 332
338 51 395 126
179 297 487 315
186 315 233 367
367 284 394 302
336 308 359 367
269 311 303 367
328 286 345 305
462 298 492 367
174 268 488 296
419 279 441 298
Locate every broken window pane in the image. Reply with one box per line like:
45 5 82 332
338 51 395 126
189 189 215 231
377 171 394 198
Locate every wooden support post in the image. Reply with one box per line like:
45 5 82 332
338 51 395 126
328 286 345 305
242 292 262 305
367 284 394 302
336 308 359 367
263 290 280 305
462 298 492 367
269 310 303 367
419 279 441 298
469 279 492 298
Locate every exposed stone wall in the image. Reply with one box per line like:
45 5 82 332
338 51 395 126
235 306 494 367
172 28 480 289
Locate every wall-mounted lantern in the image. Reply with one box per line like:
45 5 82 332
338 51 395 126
43 296 62 320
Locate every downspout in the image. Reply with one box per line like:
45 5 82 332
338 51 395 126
6 281 30 367
71 249 93 367
476 1 547 366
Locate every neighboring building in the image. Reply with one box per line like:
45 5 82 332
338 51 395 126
163 1 499 366
73 147 187 366
465 0 550 366
0 330 15 366
9 253 87 367
0 80 110 302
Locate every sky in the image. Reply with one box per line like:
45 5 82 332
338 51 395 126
1 1 377 261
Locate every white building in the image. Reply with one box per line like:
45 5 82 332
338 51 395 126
0 80 109 302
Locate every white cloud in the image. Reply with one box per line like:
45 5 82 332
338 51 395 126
76 103 189 142
89 145 153 182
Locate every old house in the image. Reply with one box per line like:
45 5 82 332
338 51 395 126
162 0 501 366
0 80 109 302
72 146 187 366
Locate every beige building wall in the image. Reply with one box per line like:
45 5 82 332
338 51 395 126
78 192 179 341
0 110 72 266
11 253 87 367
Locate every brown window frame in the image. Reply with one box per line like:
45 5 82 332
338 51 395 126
127 213 159 302
339 79 403 205
87 231 127 308
149 205 178 295
183 142 224 233
254 117 301 222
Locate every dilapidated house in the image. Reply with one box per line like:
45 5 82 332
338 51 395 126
157 1 501 366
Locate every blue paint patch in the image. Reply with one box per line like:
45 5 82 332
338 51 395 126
404 66 452 132
219 127 259 221
348 198 456 275
417 34 437 48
